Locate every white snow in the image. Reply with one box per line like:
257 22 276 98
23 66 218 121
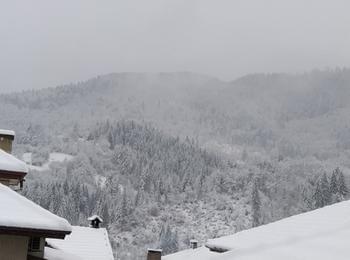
0 149 28 173
22 152 32 165
49 153 74 163
44 247 82 260
94 174 107 188
164 200 350 260
47 226 114 260
27 152 74 172
0 129 15 136
0 183 71 232
88 215 103 222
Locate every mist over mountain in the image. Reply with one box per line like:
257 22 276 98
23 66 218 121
2 69 350 158
1 69 350 259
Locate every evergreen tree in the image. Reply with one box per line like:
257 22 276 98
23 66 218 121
330 169 339 195
251 179 261 227
320 173 331 206
313 174 331 208
118 190 130 231
101 203 110 227
338 170 348 198
313 180 324 208
159 223 179 255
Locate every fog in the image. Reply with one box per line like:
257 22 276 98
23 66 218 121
0 0 349 92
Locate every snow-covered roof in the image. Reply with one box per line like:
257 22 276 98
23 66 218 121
0 183 71 235
164 200 350 260
45 247 82 260
88 215 103 222
0 148 28 174
47 226 114 260
0 129 15 137
148 248 162 253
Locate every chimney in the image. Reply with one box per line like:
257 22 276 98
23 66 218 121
88 215 103 228
147 249 162 260
0 129 15 154
190 239 198 249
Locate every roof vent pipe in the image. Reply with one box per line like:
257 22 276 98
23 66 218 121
147 249 162 260
190 239 198 249
88 215 103 229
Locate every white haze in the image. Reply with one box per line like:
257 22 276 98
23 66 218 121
0 0 350 92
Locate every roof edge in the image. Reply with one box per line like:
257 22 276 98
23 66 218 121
0 169 27 179
0 226 71 239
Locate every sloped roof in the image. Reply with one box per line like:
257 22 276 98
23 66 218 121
0 129 15 137
88 215 103 222
0 183 71 238
47 226 114 260
44 247 82 260
164 200 350 260
0 148 28 174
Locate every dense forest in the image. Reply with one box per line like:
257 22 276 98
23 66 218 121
0 70 349 259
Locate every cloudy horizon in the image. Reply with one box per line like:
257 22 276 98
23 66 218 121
1 0 350 92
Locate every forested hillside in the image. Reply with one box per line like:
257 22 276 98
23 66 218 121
1 70 350 259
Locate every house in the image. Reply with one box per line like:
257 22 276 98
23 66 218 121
47 216 114 260
0 129 73 260
0 129 115 259
0 183 72 260
163 200 350 260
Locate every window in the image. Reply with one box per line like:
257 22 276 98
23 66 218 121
28 237 41 252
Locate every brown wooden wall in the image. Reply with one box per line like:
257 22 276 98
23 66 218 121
0 235 28 260
0 137 13 153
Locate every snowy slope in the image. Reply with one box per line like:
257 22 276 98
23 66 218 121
0 183 71 232
26 152 74 172
164 200 350 260
47 226 114 260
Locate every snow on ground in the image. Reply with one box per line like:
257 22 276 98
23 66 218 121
94 174 107 188
164 199 350 260
26 152 74 172
49 153 74 163
0 149 28 173
47 226 114 260
22 152 32 165
0 183 71 232
44 247 82 260
202 141 243 159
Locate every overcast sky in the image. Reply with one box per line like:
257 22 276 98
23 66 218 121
0 0 349 92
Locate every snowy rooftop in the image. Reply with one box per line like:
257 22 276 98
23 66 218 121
0 148 28 173
88 215 103 222
45 247 82 260
0 183 71 234
0 129 15 136
47 226 114 260
164 200 350 260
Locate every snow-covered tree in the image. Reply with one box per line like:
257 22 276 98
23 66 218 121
251 179 261 227
159 223 179 255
